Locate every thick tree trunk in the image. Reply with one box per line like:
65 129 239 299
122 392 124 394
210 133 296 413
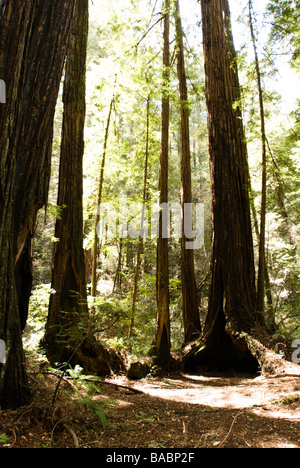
44 0 90 365
155 0 171 370
43 0 123 376
191 0 259 372
13 2 78 261
0 0 76 409
175 0 201 344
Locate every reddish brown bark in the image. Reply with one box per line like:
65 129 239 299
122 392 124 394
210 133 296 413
195 0 259 371
155 0 171 370
175 0 201 344
0 0 76 409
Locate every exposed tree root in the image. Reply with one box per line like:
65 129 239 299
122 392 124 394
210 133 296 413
176 325 300 377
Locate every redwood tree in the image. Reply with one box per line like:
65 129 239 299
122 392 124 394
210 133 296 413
248 0 267 326
175 0 201 344
91 95 115 297
0 0 76 409
44 0 90 365
43 0 123 376
193 0 260 371
155 0 171 370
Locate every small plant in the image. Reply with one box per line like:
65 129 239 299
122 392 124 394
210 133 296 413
277 393 300 405
0 434 9 446
81 397 116 429
136 412 158 423
66 365 116 429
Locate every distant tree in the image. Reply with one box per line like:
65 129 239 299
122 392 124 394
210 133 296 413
267 0 300 65
0 0 76 409
248 0 267 327
129 96 151 346
91 94 115 297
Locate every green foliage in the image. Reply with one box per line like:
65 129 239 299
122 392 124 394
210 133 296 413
268 0 300 64
81 396 115 429
66 365 116 429
277 393 300 405
24 284 51 352
0 434 9 446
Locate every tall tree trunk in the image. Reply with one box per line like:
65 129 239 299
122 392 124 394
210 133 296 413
155 0 171 370
91 96 114 297
129 96 150 346
195 0 259 372
175 0 201 344
44 0 90 365
43 0 124 377
248 0 267 326
0 0 76 409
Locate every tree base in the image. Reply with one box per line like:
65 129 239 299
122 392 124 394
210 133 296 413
76 339 126 376
178 323 300 377
43 336 125 377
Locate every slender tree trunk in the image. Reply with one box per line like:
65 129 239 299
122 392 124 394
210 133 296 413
91 96 114 297
175 0 201 344
113 238 124 293
249 176 275 331
129 97 151 345
155 0 171 370
0 0 76 409
44 0 90 365
248 0 267 326
194 0 259 372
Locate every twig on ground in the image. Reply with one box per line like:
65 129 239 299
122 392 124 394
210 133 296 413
50 418 66 448
216 412 244 448
101 380 145 394
9 429 17 448
63 424 79 448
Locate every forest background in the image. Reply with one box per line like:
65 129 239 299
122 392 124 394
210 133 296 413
23 0 300 369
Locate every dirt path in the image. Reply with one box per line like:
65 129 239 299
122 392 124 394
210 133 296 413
1 371 299 448
98 372 300 449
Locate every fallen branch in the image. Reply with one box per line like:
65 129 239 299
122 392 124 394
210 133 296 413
91 377 145 395
41 370 144 395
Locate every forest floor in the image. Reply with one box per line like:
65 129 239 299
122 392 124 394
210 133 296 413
0 363 299 449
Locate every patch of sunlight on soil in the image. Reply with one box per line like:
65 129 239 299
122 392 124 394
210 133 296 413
106 373 300 411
